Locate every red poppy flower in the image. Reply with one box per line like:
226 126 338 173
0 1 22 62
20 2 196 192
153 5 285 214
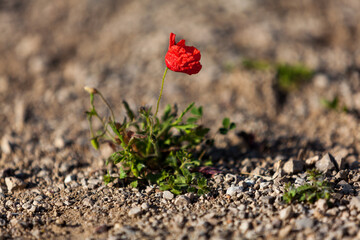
165 33 202 75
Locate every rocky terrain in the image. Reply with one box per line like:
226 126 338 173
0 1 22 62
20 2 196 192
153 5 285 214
1 0 360 239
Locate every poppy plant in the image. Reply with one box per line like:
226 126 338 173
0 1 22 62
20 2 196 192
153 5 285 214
155 33 202 117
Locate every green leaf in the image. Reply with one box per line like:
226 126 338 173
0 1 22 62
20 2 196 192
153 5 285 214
162 104 172 121
137 163 146 172
130 180 138 188
91 138 99 150
170 189 182 195
173 102 195 125
229 122 236 130
191 106 203 117
103 173 114 185
187 117 199 124
122 100 135 121
219 128 228 135
197 177 207 188
119 166 127 179
222 118 230 129
174 124 198 130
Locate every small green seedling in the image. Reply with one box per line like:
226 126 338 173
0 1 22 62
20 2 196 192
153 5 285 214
283 169 333 204
85 88 235 195
276 63 314 92
321 96 348 112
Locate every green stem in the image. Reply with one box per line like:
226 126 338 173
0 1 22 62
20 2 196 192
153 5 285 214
155 67 168 118
98 91 115 122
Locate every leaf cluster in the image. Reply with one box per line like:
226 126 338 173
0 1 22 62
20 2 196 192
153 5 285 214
282 169 333 204
242 59 314 92
86 90 236 195
321 96 348 113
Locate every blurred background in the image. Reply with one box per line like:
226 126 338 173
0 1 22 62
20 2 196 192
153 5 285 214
1 0 360 158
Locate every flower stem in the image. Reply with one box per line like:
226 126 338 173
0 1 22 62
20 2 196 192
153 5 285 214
155 67 168 118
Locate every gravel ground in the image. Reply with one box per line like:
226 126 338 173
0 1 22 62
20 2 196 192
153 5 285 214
1 0 360 239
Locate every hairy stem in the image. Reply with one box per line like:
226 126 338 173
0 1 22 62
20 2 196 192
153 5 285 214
155 67 168 118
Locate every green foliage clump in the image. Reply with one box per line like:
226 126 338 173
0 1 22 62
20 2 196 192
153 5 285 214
242 59 271 71
85 89 235 195
283 169 333 204
321 96 348 112
276 63 314 92
242 59 314 92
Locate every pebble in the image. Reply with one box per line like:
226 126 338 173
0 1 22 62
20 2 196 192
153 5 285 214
54 136 66 149
174 195 190 205
141 203 149 210
128 207 142 217
316 199 328 211
295 217 314 230
349 196 360 210
279 206 293 220
283 159 304 174
5 177 26 192
64 174 77 184
226 186 244 196
0 218 6 227
239 221 252 233
316 153 337 172
305 155 319 166
337 180 353 194
163 191 174 200
82 198 94 207
1 135 12 155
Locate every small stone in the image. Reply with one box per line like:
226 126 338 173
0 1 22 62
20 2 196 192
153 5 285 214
349 196 360 210
54 136 65 149
82 198 94 207
163 191 174 200
316 199 328 211
0 218 6 227
145 186 154 194
295 217 314 230
239 221 252 233
283 159 304 174
28 205 37 213
31 229 41 239
64 174 76 184
5 177 26 192
337 180 353 194
305 155 319 166
335 170 347 180
174 195 191 205
278 225 292 238
226 186 244 196
1 135 12 155
279 206 293 220
55 201 64 207
22 202 32 210
128 207 142 217
95 224 111 234
141 203 149 210
261 196 275 204
55 219 66 227
316 153 337 172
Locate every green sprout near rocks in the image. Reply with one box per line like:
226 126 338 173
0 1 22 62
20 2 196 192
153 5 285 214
242 59 314 92
85 89 233 195
242 59 271 71
283 169 333 204
321 96 348 113
276 63 314 92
